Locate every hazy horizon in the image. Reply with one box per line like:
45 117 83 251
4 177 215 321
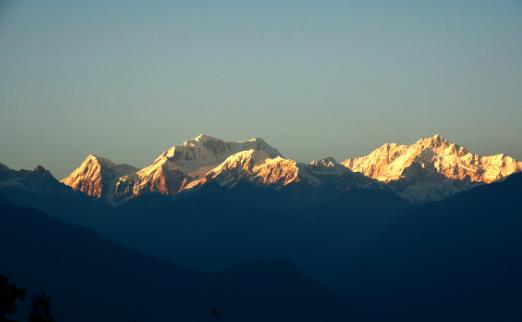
1 0 521 178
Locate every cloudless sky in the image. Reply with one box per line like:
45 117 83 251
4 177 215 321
1 0 521 178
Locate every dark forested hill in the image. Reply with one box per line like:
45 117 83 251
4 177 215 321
1 174 412 277
3 166 522 321
334 173 522 322
94 182 411 276
0 197 345 322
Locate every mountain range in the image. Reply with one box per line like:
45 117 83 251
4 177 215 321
57 133 521 203
2 133 522 321
2 150 522 321
0 153 411 275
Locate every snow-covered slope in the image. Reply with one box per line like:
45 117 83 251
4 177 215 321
61 154 137 201
172 152 377 193
184 150 300 189
62 134 378 202
342 134 522 202
113 135 282 199
59 133 522 204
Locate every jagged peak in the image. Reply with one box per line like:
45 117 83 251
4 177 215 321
0 162 12 171
160 134 224 158
195 133 212 140
310 157 339 168
340 133 522 202
63 154 136 183
80 154 137 173
28 165 55 181
244 137 266 144
32 165 49 172
415 133 451 148
352 134 452 158
182 134 273 148
160 134 281 161
83 154 116 167
183 134 222 146
0 163 51 174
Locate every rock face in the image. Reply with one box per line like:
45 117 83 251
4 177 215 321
61 154 137 201
342 134 522 202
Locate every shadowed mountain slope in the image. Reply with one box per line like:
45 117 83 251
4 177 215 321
92 182 411 276
333 173 522 322
0 197 345 322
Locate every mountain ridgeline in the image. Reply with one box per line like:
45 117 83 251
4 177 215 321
59 134 522 203
1 134 522 321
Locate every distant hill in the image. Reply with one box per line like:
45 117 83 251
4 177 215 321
333 173 522 322
88 181 411 276
0 162 412 277
2 154 522 321
0 197 346 322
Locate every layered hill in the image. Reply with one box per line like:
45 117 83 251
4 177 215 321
333 173 522 322
0 158 410 277
0 163 62 191
0 163 109 224
0 197 345 322
342 134 522 202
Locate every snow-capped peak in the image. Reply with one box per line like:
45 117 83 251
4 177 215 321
415 133 451 149
150 135 281 175
341 134 522 202
61 154 137 200
84 154 117 168
310 157 339 168
182 133 221 147
0 163 11 172
123 135 282 198
58 133 522 204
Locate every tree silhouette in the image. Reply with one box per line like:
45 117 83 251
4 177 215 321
27 291 53 322
0 274 26 322
210 306 219 320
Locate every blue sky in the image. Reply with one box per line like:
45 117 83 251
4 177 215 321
1 0 521 178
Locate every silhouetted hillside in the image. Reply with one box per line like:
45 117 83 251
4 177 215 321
4 167 522 321
0 165 108 225
0 174 412 277
0 198 345 322
96 182 412 276
334 173 522 322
